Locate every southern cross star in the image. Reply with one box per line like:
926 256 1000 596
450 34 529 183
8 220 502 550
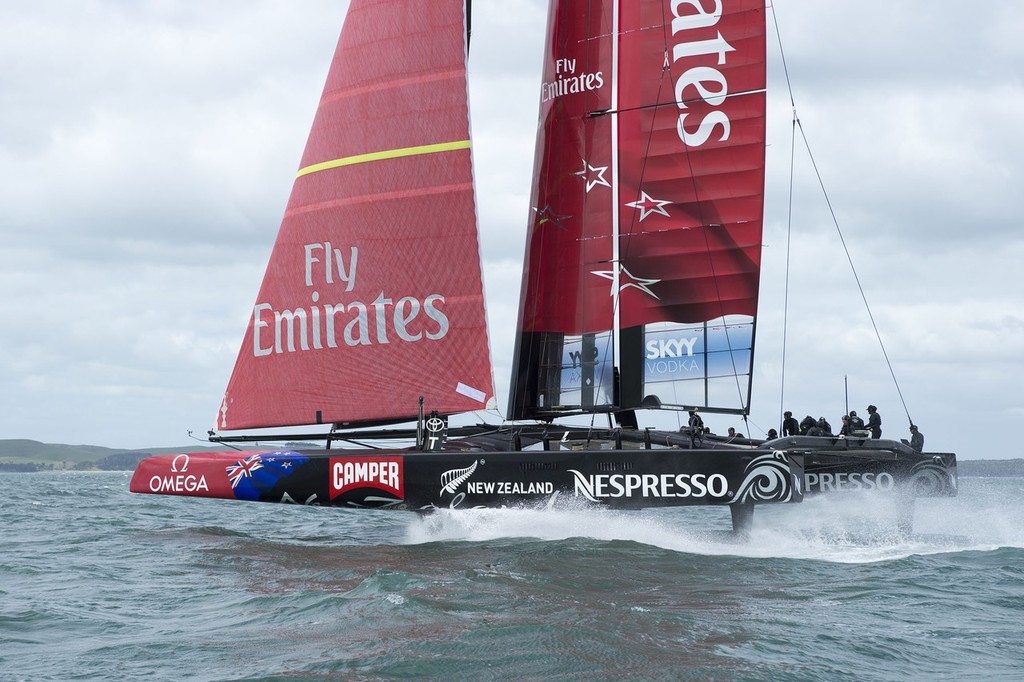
574 160 611 192
591 265 661 300
532 204 570 229
626 191 671 222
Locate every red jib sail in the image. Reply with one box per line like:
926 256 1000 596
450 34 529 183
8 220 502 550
219 0 495 431
510 0 766 419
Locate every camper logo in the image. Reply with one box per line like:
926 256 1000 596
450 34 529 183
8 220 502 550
330 456 404 500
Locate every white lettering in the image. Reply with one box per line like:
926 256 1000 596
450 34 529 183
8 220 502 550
672 33 735 67
252 303 273 357
804 471 898 493
645 336 699 359
303 243 322 286
670 0 733 147
646 359 700 374
394 297 422 342
332 461 400 490
678 110 731 146
541 65 606 102
304 243 358 290
148 474 209 493
423 294 450 340
275 308 309 353
343 302 370 346
707 473 728 497
252 244 450 357
671 0 723 33
372 293 392 344
465 481 554 495
568 470 730 500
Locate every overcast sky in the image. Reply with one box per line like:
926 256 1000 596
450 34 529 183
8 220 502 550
1 0 1021 459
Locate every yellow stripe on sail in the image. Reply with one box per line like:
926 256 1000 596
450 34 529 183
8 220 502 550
296 140 471 178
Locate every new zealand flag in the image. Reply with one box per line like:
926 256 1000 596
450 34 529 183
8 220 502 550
225 451 310 501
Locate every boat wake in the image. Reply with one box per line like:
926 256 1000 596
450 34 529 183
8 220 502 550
403 482 1024 564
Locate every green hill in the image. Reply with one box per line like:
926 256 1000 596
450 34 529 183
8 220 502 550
0 439 238 472
0 439 122 465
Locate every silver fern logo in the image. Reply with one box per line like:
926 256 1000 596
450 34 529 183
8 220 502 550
440 460 479 495
731 452 797 503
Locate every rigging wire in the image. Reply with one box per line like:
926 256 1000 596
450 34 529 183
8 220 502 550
779 115 796 433
769 2 913 428
793 119 914 427
770 3 797 434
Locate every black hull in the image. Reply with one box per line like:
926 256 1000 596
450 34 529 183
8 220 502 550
130 429 956 535
132 446 802 509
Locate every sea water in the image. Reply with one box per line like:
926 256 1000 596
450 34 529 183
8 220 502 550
2 473 1022 680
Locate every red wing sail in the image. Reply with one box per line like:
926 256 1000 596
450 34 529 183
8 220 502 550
510 0 766 419
514 0 617 338
220 0 495 431
616 0 766 327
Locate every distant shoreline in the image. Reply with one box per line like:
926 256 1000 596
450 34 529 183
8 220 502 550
0 439 1020 477
0 438 264 473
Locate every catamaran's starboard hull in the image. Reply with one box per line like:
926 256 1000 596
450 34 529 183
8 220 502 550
803 453 957 498
760 436 957 499
130 448 804 510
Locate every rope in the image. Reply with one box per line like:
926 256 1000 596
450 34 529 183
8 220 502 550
769 2 913 429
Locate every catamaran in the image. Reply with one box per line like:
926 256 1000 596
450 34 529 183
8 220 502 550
131 0 956 534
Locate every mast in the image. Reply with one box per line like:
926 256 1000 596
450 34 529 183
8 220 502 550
609 0 622 373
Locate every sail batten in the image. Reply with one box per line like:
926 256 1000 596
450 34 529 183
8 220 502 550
296 140 472 177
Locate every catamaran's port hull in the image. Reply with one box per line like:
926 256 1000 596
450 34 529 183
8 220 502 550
130 447 804 510
129 440 956 510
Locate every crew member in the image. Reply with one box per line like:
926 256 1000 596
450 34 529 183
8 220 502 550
902 424 924 452
849 410 865 431
839 415 851 436
687 409 704 447
865 405 882 439
782 411 799 437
